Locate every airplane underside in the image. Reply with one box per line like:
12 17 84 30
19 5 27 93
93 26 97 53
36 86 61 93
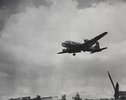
64 49 81 56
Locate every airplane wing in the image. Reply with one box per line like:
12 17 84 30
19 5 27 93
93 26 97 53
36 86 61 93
57 48 69 54
57 48 81 54
57 51 67 54
84 32 108 47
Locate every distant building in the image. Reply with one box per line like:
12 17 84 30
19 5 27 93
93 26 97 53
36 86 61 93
9 95 59 100
9 96 30 100
40 96 58 100
61 95 66 100
72 93 82 100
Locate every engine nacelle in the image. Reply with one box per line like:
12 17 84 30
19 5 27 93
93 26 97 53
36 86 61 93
84 39 89 43
63 49 67 52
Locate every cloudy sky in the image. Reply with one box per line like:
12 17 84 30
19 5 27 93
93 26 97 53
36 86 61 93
0 0 126 99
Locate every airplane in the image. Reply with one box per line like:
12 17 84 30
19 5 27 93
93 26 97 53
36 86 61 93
57 32 108 56
107 71 126 99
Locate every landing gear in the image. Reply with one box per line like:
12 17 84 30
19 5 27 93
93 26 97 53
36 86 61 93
73 53 76 56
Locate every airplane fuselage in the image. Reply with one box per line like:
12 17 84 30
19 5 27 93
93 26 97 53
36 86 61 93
61 40 106 53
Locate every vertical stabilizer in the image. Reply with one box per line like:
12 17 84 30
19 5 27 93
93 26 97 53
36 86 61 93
95 42 100 49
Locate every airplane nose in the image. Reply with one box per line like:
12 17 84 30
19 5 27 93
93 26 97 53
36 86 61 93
62 43 66 47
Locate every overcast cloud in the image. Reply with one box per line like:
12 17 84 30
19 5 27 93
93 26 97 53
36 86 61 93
0 0 126 99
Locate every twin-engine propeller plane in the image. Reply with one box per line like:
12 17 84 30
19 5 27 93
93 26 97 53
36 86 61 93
57 32 108 56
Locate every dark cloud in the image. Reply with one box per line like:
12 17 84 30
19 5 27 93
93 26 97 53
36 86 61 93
77 0 126 9
0 0 49 9
0 0 51 31
77 0 107 9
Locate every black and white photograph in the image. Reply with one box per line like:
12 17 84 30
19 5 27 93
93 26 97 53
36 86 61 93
0 0 126 100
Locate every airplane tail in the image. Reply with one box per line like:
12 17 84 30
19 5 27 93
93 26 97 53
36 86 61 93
90 47 107 54
95 42 100 49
